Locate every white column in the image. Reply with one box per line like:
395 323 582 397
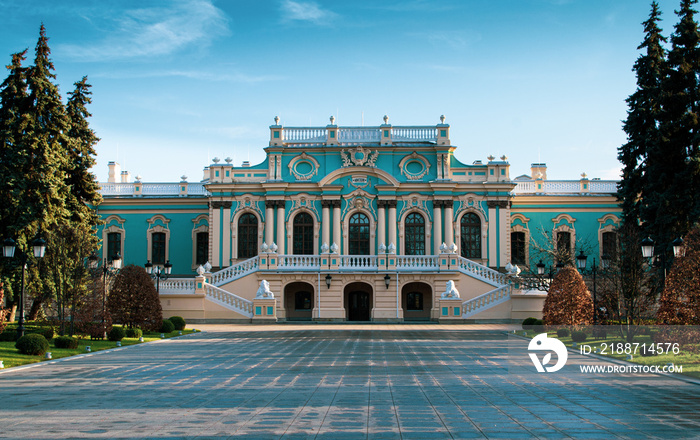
210 202 220 267
276 202 285 253
265 203 274 245
332 201 341 252
444 202 454 247
388 201 397 249
322 202 330 248
222 202 231 267
433 201 442 254
377 203 386 249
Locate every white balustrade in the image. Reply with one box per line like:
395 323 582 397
278 255 320 269
461 284 512 318
203 284 253 317
589 180 618 193
338 127 381 142
457 256 507 287
141 183 181 195
511 180 618 195
283 127 326 143
396 255 438 270
187 183 209 195
339 255 377 270
158 278 196 294
210 256 260 286
392 126 437 142
98 183 135 195
512 181 537 193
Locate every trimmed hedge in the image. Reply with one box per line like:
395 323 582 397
125 327 142 338
159 319 175 334
556 328 570 338
571 330 587 342
532 319 545 333
108 326 126 342
54 336 79 349
522 317 538 330
168 316 186 331
15 333 49 355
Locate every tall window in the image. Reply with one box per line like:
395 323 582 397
460 213 481 259
152 232 166 265
406 292 424 311
511 231 526 265
557 231 572 262
349 213 370 255
107 232 121 261
602 231 617 261
293 212 314 255
405 213 426 255
195 232 209 265
238 213 258 259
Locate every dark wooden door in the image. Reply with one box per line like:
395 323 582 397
348 291 371 321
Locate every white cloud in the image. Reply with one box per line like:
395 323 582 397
280 0 337 25
59 0 230 61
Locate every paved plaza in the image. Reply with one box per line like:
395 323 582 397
1 324 700 439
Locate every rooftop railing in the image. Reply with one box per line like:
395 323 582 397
511 180 618 195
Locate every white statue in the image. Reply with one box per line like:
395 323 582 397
439 242 447 253
387 243 396 254
255 280 275 299
269 242 278 253
505 262 521 276
321 242 329 253
441 280 460 299
261 242 269 252
203 262 212 273
379 242 386 253
330 242 339 254
448 243 458 254
196 265 205 276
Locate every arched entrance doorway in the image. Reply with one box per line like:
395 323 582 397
284 282 315 321
401 282 432 321
344 282 373 321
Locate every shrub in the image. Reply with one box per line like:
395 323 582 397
15 333 49 355
557 328 570 338
658 227 700 324
168 316 186 331
522 317 538 330
160 319 175 333
532 319 545 333
591 327 607 339
39 327 54 340
125 327 143 338
571 331 587 342
543 267 593 326
54 336 79 349
108 326 126 342
107 265 162 331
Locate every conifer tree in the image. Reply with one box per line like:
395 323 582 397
618 2 666 227
644 0 700 250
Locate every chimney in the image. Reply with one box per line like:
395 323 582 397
120 170 131 183
108 162 121 183
531 163 547 180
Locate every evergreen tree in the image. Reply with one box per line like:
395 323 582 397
644 0 700 251
618 2 666 227
657 226 700 324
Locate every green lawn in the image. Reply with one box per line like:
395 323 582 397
0 329 196 370
518 329 700 379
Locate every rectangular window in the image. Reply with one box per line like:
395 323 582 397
152 232 166 265
557 231 571 262
107 232 121 261
195 232 209 266
602 231 617 261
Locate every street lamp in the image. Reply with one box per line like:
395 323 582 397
575 250 599 325
640 236 685 285
91 252 121 338
2 235 47 338
145 260 172 293
384 274 391 289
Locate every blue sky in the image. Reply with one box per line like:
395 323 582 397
0 0 684 182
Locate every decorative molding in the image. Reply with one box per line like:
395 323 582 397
398 151 431 181
286 194 320 222
288 152 320 181
340 146 378 168
398 195 431 222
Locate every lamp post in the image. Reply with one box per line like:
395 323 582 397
2 235 47 338
90 252 122 338
145 260 172 293
640 236 684 288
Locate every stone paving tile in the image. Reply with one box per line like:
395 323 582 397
1 327 700 439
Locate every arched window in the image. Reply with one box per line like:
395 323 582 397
238 213 258 259
460 213 481 259
405 212 425 255
511 231 526 265
557 231 572 263
152 232 166 264
602 231 617 261
293 212 314 255
349 213 370 255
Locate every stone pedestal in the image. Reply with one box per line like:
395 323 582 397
438 298 463 322
438 252 450 271
252 298 277 323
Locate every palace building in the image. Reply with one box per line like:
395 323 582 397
96 116 621 322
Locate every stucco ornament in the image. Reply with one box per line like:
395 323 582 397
441 280 460 299
196 265 205 276
505 263 521 277
255 280 275 299
330 242 339 254
261 242 269 252
439 242 447 253
387 243 396 254
379 243 386 253
340 146 378 168
203 262 212 273
321 242 329 253
448 243 458 254
269 242 278 253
